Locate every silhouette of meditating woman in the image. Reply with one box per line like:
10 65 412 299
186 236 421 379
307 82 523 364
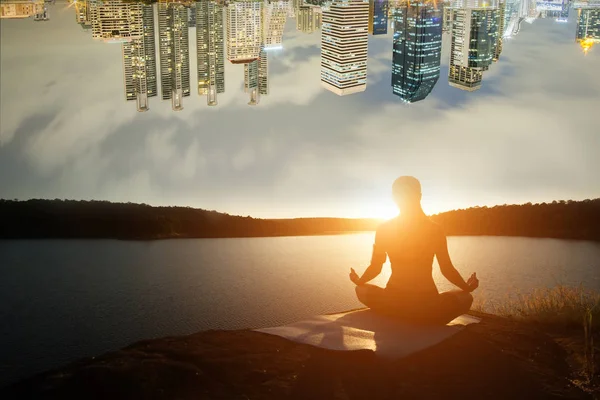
349 176 479 325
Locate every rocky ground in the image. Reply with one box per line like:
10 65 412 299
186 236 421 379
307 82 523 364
3 312 598 399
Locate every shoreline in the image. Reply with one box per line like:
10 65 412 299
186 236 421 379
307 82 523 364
1 232 599 242
2 198 599 243
3 311 597 399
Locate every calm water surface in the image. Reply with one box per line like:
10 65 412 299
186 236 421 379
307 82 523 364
1 234 599 386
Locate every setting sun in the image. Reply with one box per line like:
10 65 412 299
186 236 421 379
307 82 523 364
343 197 451 220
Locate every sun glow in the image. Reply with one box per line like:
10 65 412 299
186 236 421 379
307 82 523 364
366 203 399 220
347 197 451 220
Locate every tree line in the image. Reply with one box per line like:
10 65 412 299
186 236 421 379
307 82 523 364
429 199 600 241
0 198 598 241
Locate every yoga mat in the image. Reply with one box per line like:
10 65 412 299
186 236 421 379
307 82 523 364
254 309 480 359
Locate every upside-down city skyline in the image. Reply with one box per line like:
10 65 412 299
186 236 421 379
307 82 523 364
5 0 597 110
3 0 598 108
0 0 599 219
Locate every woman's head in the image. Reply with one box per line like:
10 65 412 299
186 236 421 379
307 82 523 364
392 176 422 212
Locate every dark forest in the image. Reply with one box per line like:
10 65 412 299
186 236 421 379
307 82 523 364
1 198 599 241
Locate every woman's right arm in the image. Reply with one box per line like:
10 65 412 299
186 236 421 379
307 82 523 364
355 229 387 285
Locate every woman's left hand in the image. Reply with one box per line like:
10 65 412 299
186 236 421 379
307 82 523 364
466 273 479 292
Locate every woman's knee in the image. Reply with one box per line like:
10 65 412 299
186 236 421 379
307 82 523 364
458 291 474 310
355 285 367 302
355 284 384 307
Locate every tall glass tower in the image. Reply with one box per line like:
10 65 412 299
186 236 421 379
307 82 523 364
369 0 388 35
576 7 600 54
448 5 498 91
391 1 442 103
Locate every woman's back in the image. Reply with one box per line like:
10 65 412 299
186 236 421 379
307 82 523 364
377 216 441 297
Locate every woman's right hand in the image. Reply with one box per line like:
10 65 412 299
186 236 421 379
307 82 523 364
349 268 360 285
466 273 479 292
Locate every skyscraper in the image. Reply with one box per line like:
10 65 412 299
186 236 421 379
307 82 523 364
158 1 191 111
258 46 268 95
297 4 322 32
263 0 288 50
243 45 268 104
244 58 260 105
226 0 263 64
392 1 443 103
369 0 388 34
576 7 600 53
321 0 370 96
493 1 506 61
448 4 499 91
188 3 196 27
443 2 454 32
197 0 225 106
122 4 157 112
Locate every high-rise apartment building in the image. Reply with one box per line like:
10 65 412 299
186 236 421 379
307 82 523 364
258 46 268 95
122 4 157 112
243 46 268 105
188 4 196 27
448 5 498 91
321 0 370 96
227 0 263 63
263 0 288 49
576 7 600 53
369 0 388 34
90 0 144 42
197 0 225 106
297 4 322 32
74 0 92 29
1 0 44 19
392 1 443 103
158 1 191 110
291 0 302 15
89 0 156 111
244 59 260 105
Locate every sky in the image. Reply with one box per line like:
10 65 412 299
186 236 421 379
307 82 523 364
0 2 599 219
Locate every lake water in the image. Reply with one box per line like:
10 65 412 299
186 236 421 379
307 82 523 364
1 234 599 386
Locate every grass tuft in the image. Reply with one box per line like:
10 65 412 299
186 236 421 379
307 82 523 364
473 285 600 329
473 285 599 385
